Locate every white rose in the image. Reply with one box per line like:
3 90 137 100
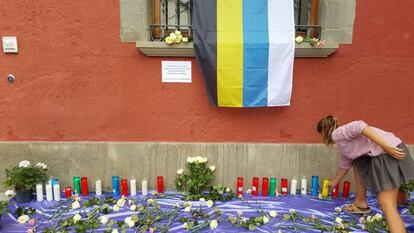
174 203 180 208
100 215 109 225
116 198 126 207
5 189 15 197
241 217 247 223
269 210 277 218
165 36 174 45
289 209 296 214
71 201 81 209
174 30 182 36
124 217 135 228
373 213 382 221
111 229 119 233
202 157 208 163
36 162 47 169
17 215 30 224
169 32 177 40
209 165 216 172
199 198 206 202
130 204 136 211
182 37 189 43
334 207 341 213
196 156 203 163
19 160 31 168
263 216 269 224
225 187 230 193
207 200 214 208
359 216 365 224
183 223 188 229
113 204 120 212
295 36 304 44
177 169 183 175
237 210 243 217
209 219 218 230
73 213 82 223
147 199 154 205
246 189 252 194
187 157 194 164
184 206 192 212
183 201 192 207
335 217 343 223
367 215 372 222
278 230 283 233
175 38 182 43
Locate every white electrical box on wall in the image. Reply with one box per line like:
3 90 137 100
2 36 18 53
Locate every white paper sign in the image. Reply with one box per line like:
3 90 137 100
162 61 192 83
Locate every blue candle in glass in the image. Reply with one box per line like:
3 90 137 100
112 176 119 196
311 176 319 196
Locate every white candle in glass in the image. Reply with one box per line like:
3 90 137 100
36 183 43 202
290 177 297 195
95 179 102 196
142 178 148 196
301 176 307 195
53 184 61 201
46 184 53 201
130 178 137 196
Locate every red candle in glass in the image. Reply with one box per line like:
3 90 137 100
81 177 88 196
342 181 350 199
262 177 269 196
65 187 72 198
252 177 259 196
121 179 128 196
236 177 244 195
157 176 164 193
332 183 339 198
281 178 288 195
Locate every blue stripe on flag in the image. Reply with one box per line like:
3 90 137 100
242 0 269 107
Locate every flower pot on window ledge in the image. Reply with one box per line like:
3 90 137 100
15 189 33 203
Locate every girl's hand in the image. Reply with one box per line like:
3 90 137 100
385 145 406 160
327 181 337 188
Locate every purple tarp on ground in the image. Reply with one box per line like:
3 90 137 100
0 192 413 232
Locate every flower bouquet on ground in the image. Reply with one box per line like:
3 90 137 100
3 160 49 203
175 156 215 201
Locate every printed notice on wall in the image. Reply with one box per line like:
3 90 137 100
162 61 192 83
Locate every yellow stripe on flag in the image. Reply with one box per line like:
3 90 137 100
217 0 243 107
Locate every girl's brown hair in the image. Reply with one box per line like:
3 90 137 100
317 115 338 145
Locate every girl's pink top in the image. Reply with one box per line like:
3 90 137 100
331 120 402 169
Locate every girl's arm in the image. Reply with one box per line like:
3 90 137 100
330 168 349 187
361 126 406 160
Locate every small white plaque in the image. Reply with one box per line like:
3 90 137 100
162 61 192 83
2 36 18 53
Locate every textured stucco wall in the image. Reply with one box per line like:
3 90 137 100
0 1 413 143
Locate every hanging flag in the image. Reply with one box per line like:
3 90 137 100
193 0 295 107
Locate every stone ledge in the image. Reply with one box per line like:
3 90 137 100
136 41 338 58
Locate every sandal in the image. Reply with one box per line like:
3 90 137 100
343 203 371 214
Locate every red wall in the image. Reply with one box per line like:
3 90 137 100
0 1 413 143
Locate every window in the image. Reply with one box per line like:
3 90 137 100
150 0 321 41
123 0 356 57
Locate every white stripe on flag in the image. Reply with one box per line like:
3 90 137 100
267 0 295 106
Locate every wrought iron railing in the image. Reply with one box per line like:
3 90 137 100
150 0 321 41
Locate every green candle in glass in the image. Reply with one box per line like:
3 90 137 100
269 177 276 196
73 176 81 195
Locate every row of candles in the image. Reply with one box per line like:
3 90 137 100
35 175 351 202
35 176 165 202
238 176 351 198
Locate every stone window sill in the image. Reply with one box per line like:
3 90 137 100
136 41 338 58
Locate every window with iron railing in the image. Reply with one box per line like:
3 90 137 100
150 0 321 41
